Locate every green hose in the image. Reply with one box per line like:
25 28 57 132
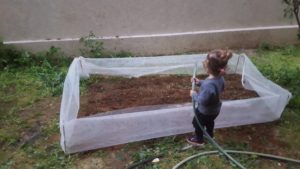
191 64 246 169
172 150 300 169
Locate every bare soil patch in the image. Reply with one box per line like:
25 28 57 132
79 74 258 117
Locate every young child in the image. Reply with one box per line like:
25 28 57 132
187 49 232 146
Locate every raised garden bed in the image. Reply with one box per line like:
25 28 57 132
79 74 258 117
60 54 291 153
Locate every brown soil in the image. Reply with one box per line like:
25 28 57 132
79 74 258 117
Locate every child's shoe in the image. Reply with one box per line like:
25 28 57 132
186 136 205 147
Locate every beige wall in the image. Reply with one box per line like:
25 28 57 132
0 0 298 55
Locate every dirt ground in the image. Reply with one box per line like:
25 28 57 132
79 74 258 117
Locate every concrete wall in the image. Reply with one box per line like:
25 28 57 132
0 0 298 56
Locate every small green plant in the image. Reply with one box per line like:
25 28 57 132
0 42 71 70
257 42 274 51
79 31 133 58
113 50 133 58
79 31 105 57
0 42 31 70
43 46 71 67
33 65 67 96
132 145 159 162
21 47 70 96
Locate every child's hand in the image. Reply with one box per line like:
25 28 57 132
191 77 200 84
190 90 197 97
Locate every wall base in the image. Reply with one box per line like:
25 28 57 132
4 26 299 56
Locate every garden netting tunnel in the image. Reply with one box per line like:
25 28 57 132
59 54 291 153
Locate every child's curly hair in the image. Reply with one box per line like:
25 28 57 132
206 49 232 76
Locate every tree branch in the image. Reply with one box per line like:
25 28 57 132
292 0 300 27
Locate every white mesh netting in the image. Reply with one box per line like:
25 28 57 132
59 54 291 153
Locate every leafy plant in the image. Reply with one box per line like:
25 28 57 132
33 65 67 96
113 50 133 58
79 31 133 58
79 31 105 57
0 41 71 70
257 43 274 52
0 42 31 70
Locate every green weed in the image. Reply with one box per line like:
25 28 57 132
79 31 133 58
79 31 105 58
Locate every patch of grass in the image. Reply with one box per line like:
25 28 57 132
0 63 68 152
181 155 234 169
279 108 300 156
41 118 59 138
19 143 77 169
223 140 250 150
0 44 71 168
251 45 300 109
247 45 300 167
25 118 78 168
254 45 300 70
1 115 78 169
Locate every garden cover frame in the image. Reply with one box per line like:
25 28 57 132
60 54 291 153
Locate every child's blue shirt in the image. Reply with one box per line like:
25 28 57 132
192 76 224 115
